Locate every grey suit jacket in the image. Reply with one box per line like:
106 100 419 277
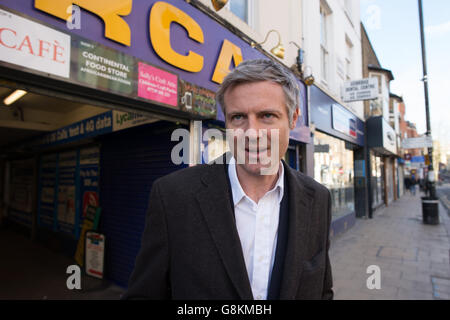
123 156 333 300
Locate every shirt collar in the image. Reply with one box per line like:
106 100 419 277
228 156 284 206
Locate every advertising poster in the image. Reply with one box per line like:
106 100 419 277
57 151 77 235
74 39 135 95
85 231 105 279
138 62 178 107
79 146 99 221
38 153 58 229
180 81 217 118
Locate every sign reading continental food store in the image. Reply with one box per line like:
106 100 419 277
74 39 134 95
0 0 310 142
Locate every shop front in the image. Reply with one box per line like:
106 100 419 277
367 116 399 213
310 85 365 237
0 1 310 288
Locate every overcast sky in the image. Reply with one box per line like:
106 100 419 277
360 0 450 149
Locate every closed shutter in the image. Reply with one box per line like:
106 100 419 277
99 121 187 287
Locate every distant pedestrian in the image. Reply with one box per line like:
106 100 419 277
410 179 416 196
404 177 411 194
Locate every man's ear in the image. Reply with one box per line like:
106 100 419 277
290 108 300 129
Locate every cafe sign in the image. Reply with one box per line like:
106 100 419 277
0 8 70 78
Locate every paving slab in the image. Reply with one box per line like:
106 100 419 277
330 190 450 300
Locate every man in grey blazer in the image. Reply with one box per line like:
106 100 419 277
123 59 333 300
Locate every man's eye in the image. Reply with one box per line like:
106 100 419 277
263 113 274 119
232 115 243 120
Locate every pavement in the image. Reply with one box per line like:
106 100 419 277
330 184 450 300
0 226 125 300
1 185 449 300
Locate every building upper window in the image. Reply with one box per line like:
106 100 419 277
320 4 330 83
370 73 383 95
227 0 251 25
345 35 353 81
344 0 353 20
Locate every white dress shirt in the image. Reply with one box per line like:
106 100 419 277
228 156 284 300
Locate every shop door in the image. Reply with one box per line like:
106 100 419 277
99 121 187 287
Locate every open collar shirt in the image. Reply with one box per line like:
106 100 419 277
228 156 284 300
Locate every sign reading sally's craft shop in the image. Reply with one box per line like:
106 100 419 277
138 62 178 107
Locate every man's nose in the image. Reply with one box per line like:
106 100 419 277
245 115 264 135
245 116 268 146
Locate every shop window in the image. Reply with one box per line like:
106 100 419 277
227 0 252 26
370 152 385 208
320 4 330 84
345 35 353 81
313 131 355 220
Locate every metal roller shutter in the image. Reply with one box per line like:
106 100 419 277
99 121 187 287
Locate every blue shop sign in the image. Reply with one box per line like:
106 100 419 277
310 85 364 146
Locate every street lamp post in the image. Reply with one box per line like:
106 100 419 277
418 0 436 199
418 0 440 225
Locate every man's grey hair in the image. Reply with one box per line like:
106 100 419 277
216 59 300 122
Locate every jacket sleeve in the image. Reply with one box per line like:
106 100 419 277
322 188 334 300
122 180 171 299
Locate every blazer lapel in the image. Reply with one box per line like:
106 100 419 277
279 164 315 299
195 161 254 300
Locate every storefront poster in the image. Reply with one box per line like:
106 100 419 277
0 7 71 78
37 147 101 238
38 153 58 229
79 146 99 221
354 160 366 178
85 231 105 279
57 151 78 235
138 62 178 107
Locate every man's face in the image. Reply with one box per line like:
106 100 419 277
224 80 299 176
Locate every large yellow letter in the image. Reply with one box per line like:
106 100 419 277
150 2 204 73
212 39 243 84
35 0 132 46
